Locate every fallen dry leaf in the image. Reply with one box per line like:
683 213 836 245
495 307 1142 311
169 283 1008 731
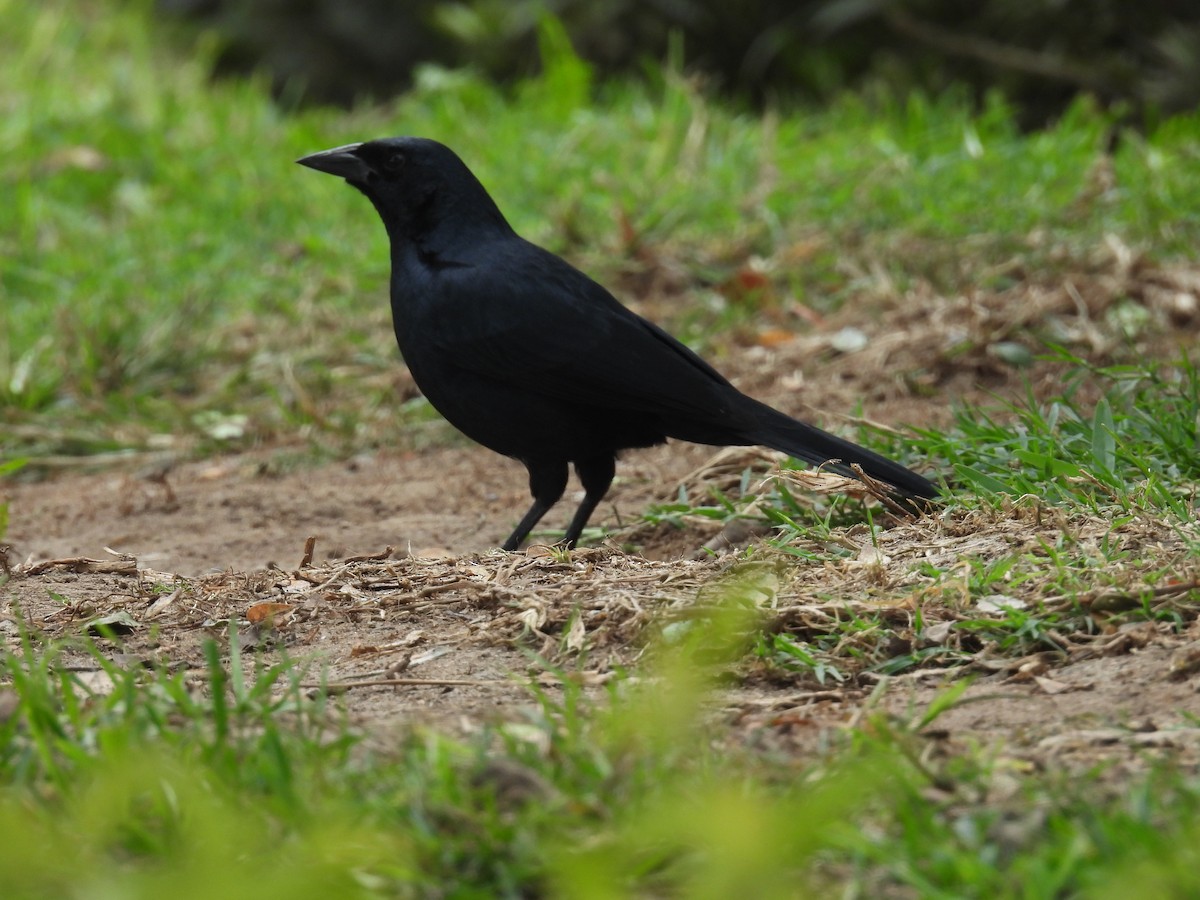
246 602 295 625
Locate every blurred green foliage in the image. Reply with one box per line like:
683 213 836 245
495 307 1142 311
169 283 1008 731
162 0 1200 123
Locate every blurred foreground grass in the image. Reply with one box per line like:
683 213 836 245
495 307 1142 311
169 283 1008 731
5 594 1200 899
2 0 1199 465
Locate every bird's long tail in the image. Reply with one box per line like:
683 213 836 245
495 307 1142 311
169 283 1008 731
746 403 938 503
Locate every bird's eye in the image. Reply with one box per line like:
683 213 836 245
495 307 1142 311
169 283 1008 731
384 152 406 173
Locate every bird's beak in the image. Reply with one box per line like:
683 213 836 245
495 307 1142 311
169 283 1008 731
296 143 370 181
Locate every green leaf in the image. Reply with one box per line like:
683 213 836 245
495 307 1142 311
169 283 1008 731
953 464 1013 494
1090 396 1117 474
1011 449 1084 479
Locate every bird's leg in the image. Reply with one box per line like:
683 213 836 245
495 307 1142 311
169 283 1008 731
502 460 569 551
561 456 617 548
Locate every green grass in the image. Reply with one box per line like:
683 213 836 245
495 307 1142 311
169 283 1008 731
3 1 1200 462
649 349 1199 536
929 352 1200 512
5 610 1200 898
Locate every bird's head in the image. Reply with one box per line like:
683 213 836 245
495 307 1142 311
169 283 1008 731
296 136 509 245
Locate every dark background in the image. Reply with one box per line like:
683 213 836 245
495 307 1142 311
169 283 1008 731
160 0 1200 127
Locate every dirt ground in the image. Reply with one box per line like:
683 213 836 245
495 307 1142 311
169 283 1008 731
3 255 1200 771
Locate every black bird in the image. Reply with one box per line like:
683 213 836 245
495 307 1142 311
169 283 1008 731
297 137 937 550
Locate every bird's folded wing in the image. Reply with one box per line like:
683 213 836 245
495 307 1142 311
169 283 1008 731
429 259 744 421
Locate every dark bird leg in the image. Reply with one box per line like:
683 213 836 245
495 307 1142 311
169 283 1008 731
561 455 616 548
503 461 569 551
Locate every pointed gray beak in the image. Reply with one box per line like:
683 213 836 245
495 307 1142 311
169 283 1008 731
296 143 370 181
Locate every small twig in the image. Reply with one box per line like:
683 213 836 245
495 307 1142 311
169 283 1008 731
291 569 327 585
301 562 353 592
858 667 966 683
851 465 935 519
302 677 510 690
18 556 139 577
728 689 865 709
417 579 474 599
341 546 395 564
405 596 479 611
299 536 317 569
827 413 912 438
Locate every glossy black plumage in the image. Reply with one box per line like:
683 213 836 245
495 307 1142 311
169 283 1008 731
298 137 937 549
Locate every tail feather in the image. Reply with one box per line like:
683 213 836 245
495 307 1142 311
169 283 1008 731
748 405 938 502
